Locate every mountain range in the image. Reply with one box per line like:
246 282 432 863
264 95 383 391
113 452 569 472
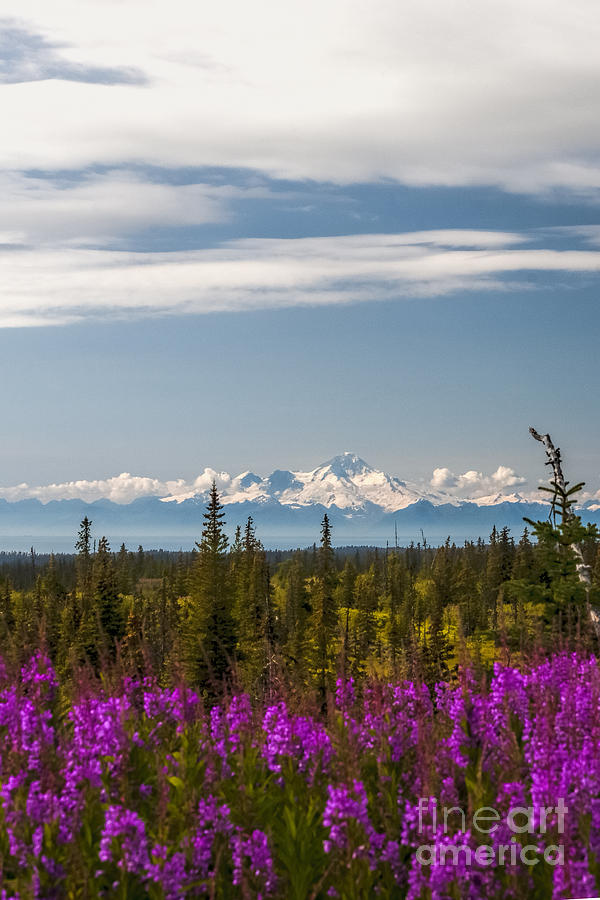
1 453 599 550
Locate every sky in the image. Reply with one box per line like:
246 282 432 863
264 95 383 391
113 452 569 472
0 0 599 503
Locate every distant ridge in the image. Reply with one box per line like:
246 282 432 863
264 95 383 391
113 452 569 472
1 452 599 547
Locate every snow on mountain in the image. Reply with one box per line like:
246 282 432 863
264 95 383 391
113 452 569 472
158 452 533 512
469 491 534 507
162 470 271 506
274 453 426 511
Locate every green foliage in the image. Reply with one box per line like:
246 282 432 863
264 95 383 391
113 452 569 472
517 479 600 636
185 482 237 692
277 553 311 684
308 514 339 699
233 517 275 694
94 536 124 651
1 457 600 694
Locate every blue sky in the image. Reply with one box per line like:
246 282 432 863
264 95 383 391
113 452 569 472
1 1 599 503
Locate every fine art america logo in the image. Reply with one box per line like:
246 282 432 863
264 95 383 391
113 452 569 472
416 798 567 867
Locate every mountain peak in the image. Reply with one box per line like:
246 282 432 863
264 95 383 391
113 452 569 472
320 452 372 478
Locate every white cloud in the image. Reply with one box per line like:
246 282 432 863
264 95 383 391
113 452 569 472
0 1 599 193
430 465 527 499
0 171 276 247
0 3 599 330
0 469 232 504
1 229 600 326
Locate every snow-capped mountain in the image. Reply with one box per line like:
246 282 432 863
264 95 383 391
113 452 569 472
469 491 533 507
159 452 536 512
161 452 429 511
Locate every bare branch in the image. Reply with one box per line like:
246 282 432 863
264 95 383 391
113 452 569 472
529 427 567 496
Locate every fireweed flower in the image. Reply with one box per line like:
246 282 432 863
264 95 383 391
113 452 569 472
435 680 474 769
20 654 58 704
323 780 382 868
143 685 199 728
209 706 226 757
192 795 234 877
1 652 600 895
26 780 59 828
207 705 237 781
232 829 276 895
206 693 253 770
335 676 355 710
380 839 404 885
361 681 432 765
99 805 150 875
427 828 476 899
147 845 188 900
54 695 133 844
262 702 333 775
521 653 600 897
483 664 530 768
226 693 253 743
66 695 131 788
0 686 55 772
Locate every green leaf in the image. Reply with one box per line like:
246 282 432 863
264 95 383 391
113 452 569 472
282 805 297 839
83 821 93 847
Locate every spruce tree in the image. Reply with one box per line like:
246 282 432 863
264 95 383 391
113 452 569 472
593 545 600 589
453 556 480 636
481 527 503 629
309 514 338 700
93 536 123 652
352 565 379 677
185 482 236 691
234 517 273 693
337 558 356 677
503 528 539 645
279 552 310 685
75 516 93 609
40 554 65 657
116 543 131 595
0 577 14 640
386 552 410 669
174 550 189 599
123 597 145 673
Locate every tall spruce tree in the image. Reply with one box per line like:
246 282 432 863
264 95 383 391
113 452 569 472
234 517 273 693
74 517 102 665
309 514 338 700
116 543 131 596
352 565 379 677
185 482 236 691
279 552 310 684
93 536 123 653
40 554 65 657
337 558 357 677
386 552 410 671
75 516 93 609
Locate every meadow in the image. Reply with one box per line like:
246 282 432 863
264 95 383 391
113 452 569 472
1 649 599 899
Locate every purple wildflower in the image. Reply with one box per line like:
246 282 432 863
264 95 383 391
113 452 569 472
99 805 149 875
232 829 276 895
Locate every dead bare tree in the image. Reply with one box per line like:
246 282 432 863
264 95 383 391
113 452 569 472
529 427 599 637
